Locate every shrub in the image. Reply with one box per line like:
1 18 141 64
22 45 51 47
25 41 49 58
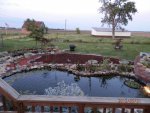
114 38 123 50
76 28 80 34
118 64 133 72
99 39 103 42
76 64 84 71
99 59 111 71
63 39 70 42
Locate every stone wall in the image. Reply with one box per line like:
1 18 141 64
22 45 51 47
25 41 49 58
134 56 150 83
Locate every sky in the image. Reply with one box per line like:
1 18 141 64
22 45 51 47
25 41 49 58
0 0 150 31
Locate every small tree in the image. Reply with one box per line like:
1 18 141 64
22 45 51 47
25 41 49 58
25 19 45 46
0 34 4 47
76 27 80 34
99 0 137 39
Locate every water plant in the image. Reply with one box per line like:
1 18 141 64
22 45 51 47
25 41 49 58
99 59 111 71
44 81 84 96
124 80 141 89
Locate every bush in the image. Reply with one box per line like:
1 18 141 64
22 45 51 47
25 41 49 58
76 28 80 34
114 38 123 50
63 39 70 42
118 64 133 72
76 64 84 71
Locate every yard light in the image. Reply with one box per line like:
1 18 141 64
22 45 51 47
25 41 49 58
143 85 150 96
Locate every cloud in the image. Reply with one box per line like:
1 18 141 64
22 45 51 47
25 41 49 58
0 0 150 31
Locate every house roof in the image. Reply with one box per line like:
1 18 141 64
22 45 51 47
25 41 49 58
22 21 45 28
92 27 128 32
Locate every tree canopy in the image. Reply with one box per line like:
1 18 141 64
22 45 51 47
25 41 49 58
25 18 45 46
99 0 137 38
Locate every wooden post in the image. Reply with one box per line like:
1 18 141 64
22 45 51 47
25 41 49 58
144 108 150 113
2 95 7 111
131 108 134 113
79 104 84 113
103 108 106 113
121 108 125 113
68 107 71 113
17 102 24 113
32 106 35 112
93 107 97 113
112 108 115 113
60 106 62 113
12 101 18 111
41 106 44 112
50 106 53 113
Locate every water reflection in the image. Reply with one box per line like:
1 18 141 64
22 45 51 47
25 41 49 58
3 70 144 97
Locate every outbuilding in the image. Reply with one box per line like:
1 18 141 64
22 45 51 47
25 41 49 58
91 27 131 38
21 21 45 35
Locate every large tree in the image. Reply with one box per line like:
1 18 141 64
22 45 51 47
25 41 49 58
99 0 137 39
25 19 45 46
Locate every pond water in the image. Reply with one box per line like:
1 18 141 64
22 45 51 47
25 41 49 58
3 70 144 97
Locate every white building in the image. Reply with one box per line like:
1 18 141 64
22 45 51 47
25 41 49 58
91 27 131 37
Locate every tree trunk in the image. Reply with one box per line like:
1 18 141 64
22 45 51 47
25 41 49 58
112 26 115 39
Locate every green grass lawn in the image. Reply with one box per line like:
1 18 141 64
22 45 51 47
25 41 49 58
0 32 150 60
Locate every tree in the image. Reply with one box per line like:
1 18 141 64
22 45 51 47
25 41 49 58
76 27 80 34
0 34 4 47
25 19 45 46
99 0 137 39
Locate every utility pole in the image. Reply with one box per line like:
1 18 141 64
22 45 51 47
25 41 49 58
64 19 67 35
5 23 9 36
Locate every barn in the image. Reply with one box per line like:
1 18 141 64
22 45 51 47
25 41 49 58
91 27 131 38
21 21 45 34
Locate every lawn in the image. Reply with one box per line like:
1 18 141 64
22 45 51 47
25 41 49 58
0 32 150 60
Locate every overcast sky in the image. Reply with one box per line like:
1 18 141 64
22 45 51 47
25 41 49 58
0 0 150 31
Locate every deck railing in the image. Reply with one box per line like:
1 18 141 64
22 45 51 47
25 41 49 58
0 78 150 113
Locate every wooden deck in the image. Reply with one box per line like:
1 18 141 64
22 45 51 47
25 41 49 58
0 78 150 113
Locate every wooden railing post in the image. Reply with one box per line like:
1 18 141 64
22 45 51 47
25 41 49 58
112 108 115 113
79 104 84 113
32 106 35 112
121 108 125 113
144 108 150 113
2 95 7 111
93 107 97 113
59 106 62 113
17 102 24 113
50 106 53 113
68 107 71 113
41 106 44 112
103 108 106 113
12 101 18 111
131 108 134 113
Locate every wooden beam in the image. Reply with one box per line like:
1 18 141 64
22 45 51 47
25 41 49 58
0 78 20 101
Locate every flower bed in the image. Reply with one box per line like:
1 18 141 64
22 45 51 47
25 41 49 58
0 48 138 81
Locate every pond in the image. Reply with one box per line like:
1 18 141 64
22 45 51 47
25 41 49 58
3 70 145 97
